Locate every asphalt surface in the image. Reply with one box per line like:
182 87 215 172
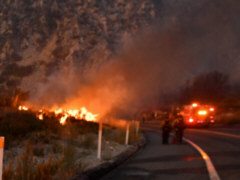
101 122 240 180
185 126 240 180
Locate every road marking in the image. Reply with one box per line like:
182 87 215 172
142 125 221 180
123 170 150 176
184 137 220 180
189 129 240 139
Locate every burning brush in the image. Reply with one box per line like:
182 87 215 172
18 105 98 125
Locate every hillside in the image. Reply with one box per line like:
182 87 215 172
0 0 155 96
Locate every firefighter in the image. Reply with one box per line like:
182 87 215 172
142 113 147 123
173 115 185 144
161 119 172 144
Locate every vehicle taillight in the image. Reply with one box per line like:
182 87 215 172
209 107 214 112
210 119 215 123
192 103 198 107
198 110 207 115
188 118 194 123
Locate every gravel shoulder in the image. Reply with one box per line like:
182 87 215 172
70 135 146 180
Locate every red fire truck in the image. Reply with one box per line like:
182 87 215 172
180 103 215 127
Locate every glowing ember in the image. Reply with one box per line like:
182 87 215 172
37 114 43 120
18 105 29 111
60 114 68 125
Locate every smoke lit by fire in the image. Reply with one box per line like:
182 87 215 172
21 0 240 121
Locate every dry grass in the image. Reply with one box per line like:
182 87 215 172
129 124 142 144
103 123 141 145
103 127 125 144
80 133 96 150
2 117 140 180
2 140 83 180
2 160 14 180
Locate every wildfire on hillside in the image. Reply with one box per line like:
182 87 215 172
18 105 98 125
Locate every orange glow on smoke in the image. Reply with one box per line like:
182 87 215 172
103 118 129 128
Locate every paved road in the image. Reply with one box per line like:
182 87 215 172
101 122 240 180
185 127 240 180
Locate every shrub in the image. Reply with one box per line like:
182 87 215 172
30 131 48 144
103 127 125 144
66 119 98 134
35 156 61 180
0 111 43 138
103 123 142 145
14 142 36 180
52 141 62 154
2 161 14 180
62 144 76 168
102 148 112 161
81 134 96 149
127 123 142 144
33 146 45 157
3 142 65 180
42 114 62 135
53 143 79 180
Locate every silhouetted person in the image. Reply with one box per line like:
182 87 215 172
162 119 172 144
142 113 148 123
173 115 185 144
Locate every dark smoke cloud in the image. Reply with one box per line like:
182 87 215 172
25 0 240 119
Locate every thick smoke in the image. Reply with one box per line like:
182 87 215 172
25 0 240 119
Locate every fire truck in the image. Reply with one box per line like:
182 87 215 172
180 103 215 127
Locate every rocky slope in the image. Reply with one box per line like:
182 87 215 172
0 0 155 96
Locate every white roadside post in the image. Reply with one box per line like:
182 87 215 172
125 123 130 145
97 121 102 160
136 121 140 136
0 137 4 180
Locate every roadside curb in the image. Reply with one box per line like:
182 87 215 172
69 136 146 180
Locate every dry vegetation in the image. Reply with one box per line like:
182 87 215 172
0 0 155 96
0 109 141 180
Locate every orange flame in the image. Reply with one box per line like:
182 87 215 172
18 105 29 111
37 114 43 120
60 114 68 125
51 107 98 125
18 105 98 125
